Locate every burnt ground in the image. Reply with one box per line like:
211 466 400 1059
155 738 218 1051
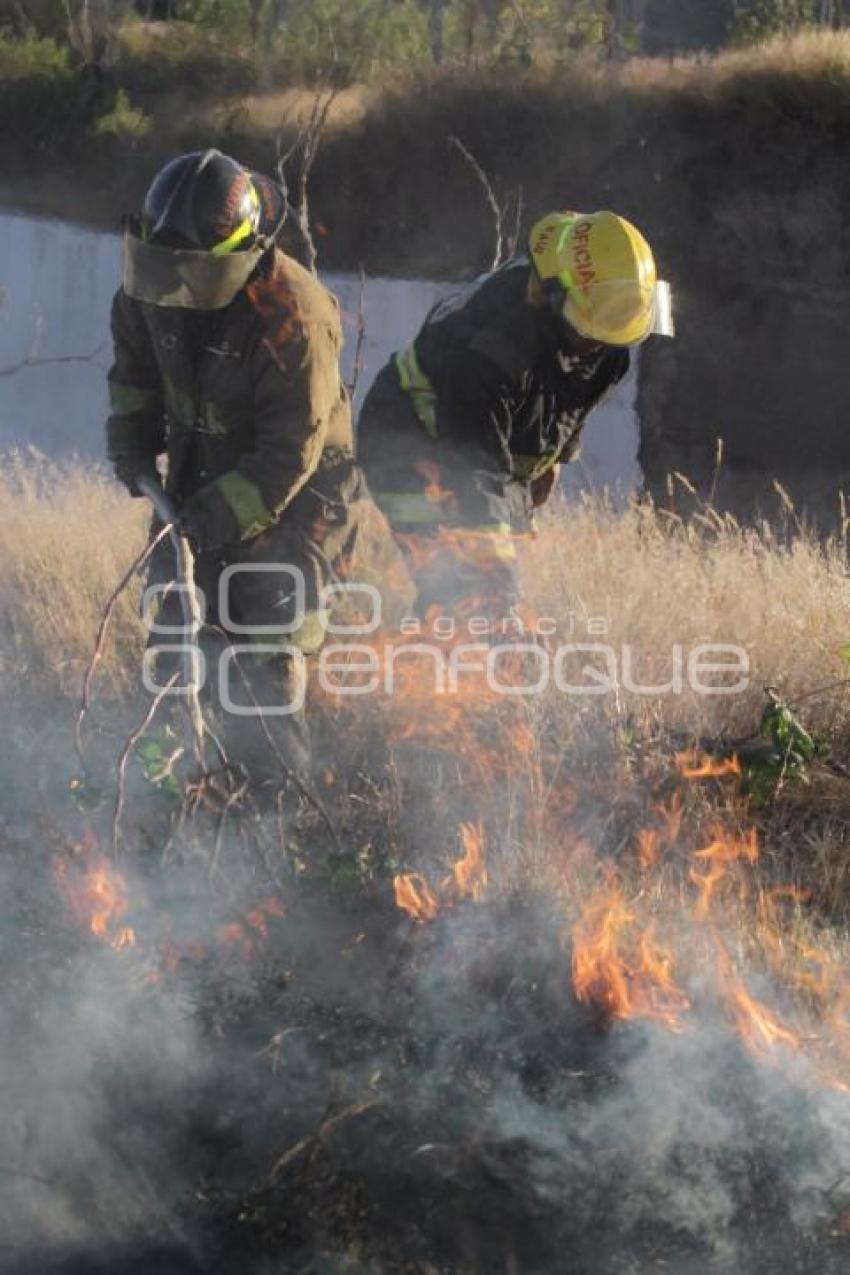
4 730 850 1275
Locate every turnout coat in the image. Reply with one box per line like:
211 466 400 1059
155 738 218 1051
107 247 362 650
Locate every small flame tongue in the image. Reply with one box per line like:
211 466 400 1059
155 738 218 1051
448 821 488 902
677 751 743 780
714 938 802 1055
54 854 136 952
570 871 690 1032
394 872 439 923
690 828 759 919
393 821 489 922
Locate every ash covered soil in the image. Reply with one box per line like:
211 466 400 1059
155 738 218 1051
4 755 850 1275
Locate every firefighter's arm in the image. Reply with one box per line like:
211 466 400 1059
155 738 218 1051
529 465 560 508
182 322 339 548
439 329 526 477
554 348 631 466
421 338 526 611
105 289 166 495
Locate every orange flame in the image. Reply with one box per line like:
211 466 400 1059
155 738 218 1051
217 897 286 958
715 940 802 1056
677 751 742 780
690 828 759 919
218 922 255 961
449 821 488 902
394 824 490 922
415 460 455 508
54 855 136 952
636 828 659 871
393 872 439 923
571 873 690 1031
655 795 683 844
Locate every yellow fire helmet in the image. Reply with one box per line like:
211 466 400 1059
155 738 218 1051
529 210 674 347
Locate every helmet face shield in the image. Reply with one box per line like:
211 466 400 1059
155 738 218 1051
123 232 265 310
651 280 675 339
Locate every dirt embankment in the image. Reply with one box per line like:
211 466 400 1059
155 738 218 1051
5 30 850 518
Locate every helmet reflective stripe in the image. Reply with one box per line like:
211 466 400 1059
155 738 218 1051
211 182 260 257
211 214 256 257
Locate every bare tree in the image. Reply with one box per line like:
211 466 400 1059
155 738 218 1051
461 0 507 62
276 90 338 278
61 0 131 73
448 134 522 271
417 0 449 64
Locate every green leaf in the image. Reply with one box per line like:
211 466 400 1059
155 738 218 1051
68 775 106 812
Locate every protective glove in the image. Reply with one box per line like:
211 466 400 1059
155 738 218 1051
529 464 561 509
113 456 161 499
177 483 240 553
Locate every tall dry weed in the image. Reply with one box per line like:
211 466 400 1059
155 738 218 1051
0 452 147 698
1 455 848 751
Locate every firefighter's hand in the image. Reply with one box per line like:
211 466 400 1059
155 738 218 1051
174 505 204 548
178 485 239 553
113 456 160 499
529 465 561 509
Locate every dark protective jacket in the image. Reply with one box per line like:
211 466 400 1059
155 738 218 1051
106 247 355 549
408 255 630 478
358 255 630 517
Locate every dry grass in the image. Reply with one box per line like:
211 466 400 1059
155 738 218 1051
523 489 850 742
604 29 850 100
7 454 850 1095
8 455 850 929
0 453 148 699
214 86 374 134
3 455 850 740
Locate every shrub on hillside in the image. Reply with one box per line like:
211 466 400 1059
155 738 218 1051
0 29 70 77
0 33 87 159
733 0 825 43
115 19 259 92
262 0 430 84
93 86 152 139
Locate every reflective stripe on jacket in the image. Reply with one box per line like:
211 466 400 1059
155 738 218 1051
107 247 354 545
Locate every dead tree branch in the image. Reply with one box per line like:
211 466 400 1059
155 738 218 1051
448 135 525 270
269 1096 381 1181
75 522 172 767
112 673 179 860
507 184 524 260
0 342 107 380
209 777 250 884
347 264 368 399
448 135 504 270
276 89 338 277
172 530 208 767
135 475 209 768
223 642 342 853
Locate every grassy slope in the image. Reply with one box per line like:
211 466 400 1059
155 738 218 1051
4 31 850 277
5 457 849 728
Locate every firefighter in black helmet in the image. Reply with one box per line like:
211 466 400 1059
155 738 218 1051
107 149 364 779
